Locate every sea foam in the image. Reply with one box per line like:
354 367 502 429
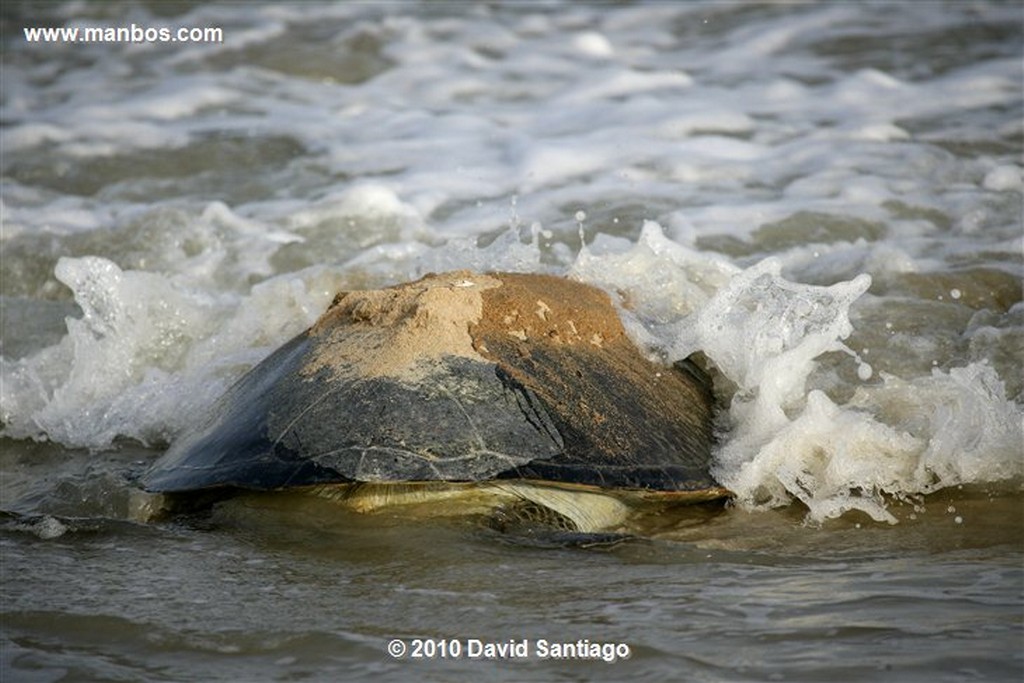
570 222 1021 523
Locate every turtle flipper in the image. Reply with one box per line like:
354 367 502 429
485 501 635 548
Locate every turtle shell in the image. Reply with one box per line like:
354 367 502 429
143 271 720 495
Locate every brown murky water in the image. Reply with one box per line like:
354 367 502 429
2 442 1021 682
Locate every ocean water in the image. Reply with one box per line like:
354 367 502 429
1 1 1022 681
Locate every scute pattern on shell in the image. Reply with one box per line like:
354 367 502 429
143 272 719 495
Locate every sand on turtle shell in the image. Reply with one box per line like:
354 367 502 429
300 271 631 384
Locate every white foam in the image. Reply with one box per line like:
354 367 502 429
653 255 1020 523
569 224 1020 523
725 389 924 523
2 256 216 447
983 165 1023 192
571 221 738 349
0 256 344 449
677 259 871 398
851 364 1024 490
571 32 614 59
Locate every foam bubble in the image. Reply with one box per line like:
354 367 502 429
857 362 874 381
572 31 614 58
982 165 1022 192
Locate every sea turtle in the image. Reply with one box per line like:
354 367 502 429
142 271 729 539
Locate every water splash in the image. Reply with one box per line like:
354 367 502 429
573 223 1020 524
1 256 342 449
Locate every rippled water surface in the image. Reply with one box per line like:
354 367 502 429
2 1 1022 681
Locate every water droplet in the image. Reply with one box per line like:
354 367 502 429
857 362 873 381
